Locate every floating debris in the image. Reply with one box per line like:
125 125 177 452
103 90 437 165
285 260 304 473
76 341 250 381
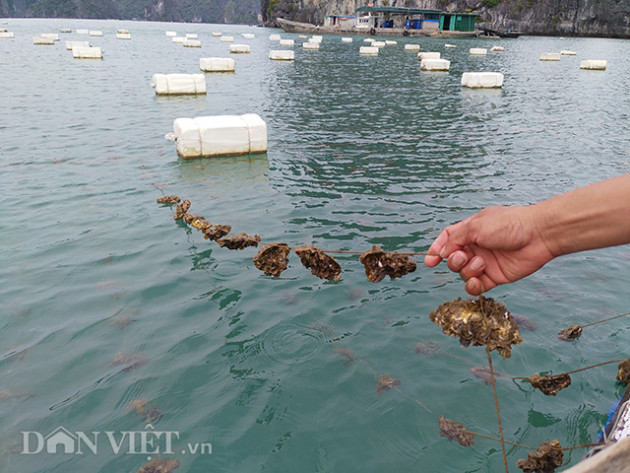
253 243 291 277
129 398 163 423
617 359 630 383
512 313 538 332
217 233 260 250
517 440 563 473
113 353 148 373
173 200 191 220
376 375 401 395
414 341 440 356
359 245 416 283
294 245 342 281
527 373 571 396
137 458 180 473
557 324 583 341
428 297 522 358
471 366 503 385
438 416 475 447
332 348 355 365
157 195 181 204
203 224 231 241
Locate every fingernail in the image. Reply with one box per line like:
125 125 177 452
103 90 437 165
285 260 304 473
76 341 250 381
452 252 465 268
470 257 484 272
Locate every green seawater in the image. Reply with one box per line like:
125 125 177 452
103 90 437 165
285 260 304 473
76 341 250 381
1 18 629 473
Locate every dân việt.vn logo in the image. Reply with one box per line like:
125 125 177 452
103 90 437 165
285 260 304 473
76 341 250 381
21 424 212 456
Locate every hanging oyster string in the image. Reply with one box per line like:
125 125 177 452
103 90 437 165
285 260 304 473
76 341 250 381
158 195 429 281
557 311 630 341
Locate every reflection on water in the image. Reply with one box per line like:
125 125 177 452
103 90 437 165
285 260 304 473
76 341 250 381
0 19 629 473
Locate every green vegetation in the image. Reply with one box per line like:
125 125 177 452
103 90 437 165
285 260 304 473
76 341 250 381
482 0 500 7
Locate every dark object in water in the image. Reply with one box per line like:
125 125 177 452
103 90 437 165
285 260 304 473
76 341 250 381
528 373 571 396
129 398 163 423
617 359 630 383
471 366 503 385
429 297 522 358
157 195 180 204
511 313 538 331
332 348 355 365
517 440 563 473
253 243 291 277
376 375 401 395
203 224 231 241
185 215 212 232
438 416 475 447
557 324 583 341
414 341 440 356
173 200 191 220
294 245 342 281
359 245 416 283
137 458 180 473
217 233 260 250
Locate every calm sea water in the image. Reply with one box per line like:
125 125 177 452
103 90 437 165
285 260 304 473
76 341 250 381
1 18 629 473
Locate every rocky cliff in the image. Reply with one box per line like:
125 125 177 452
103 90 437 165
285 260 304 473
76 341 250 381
0 0 260 24
263 0 630 38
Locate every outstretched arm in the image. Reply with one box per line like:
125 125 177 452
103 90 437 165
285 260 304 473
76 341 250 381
424 173 630 295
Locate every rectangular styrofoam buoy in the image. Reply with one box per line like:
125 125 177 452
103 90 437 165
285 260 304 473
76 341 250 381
220 36 234 42
89 30 103 36
33 36 55 45
469 48 487 55
242 33 255 39
372 41 386 48
363 38 374 43
418 51 440 60
461 72 504 88
385 40 397 45
66 40 90 50
269 50 294 60
445 43 456 48
117 29 129 34
540 52 560 61
59 28 72 33
360 46 379 55
303 41 320 49
41 33 60 41
117 32 131 40
279 39 294 46
77 29 89 34
172 36 185 43
200 57 235 72
72 46 103 59
491 45 504 51
230 44 250 53
269 34 281 41
311 35 323 43
580 59 606 70
0 32 15 38
404 44 420 51
151 73 206 95
421 58 450 71
183 39 202 47
173 114 267 158
561 50 576 55
185 33 198 39
166 31 177 37
212 32 222 37
341 37 353 43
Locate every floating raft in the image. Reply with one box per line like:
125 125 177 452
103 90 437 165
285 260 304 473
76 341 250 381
172 114 267 158
151 73 206 95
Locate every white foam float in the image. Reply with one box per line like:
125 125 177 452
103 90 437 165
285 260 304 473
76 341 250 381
461 72 503 88
199 57 235 72
385 40 397 45
580 60 606 70
359 46 379 55
269 50 294 60
269 34 281 41
303 41 320 49
72 46 103 59
561 50 576 55
89 30 103 37
230 44 251 53
444 43 456 48
185 33 198 39
404 44 420 51
372 41 386 48
33 36 55 45
540 52 560 61
469 48 487 55
65 40 90 50
151 73 206 95
242 33 255 39
279 39 295 46
417 51 440 60
183 39 202 48
490 45 504 51
211 32 222 37
421 58 450 71
0 32 15 38
172 114 267 158
41 33 60 41
166 31 177 37
341 37 353 43
172 37 185 43
76 29 89 35
117 32 131 40
220 36 234 42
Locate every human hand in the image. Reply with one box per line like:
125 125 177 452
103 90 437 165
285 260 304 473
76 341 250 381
424 206 555 295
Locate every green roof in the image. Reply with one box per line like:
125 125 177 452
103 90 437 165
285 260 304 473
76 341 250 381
355 6 479 17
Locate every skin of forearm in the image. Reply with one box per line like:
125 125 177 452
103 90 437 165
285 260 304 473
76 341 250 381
534 173 630 257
